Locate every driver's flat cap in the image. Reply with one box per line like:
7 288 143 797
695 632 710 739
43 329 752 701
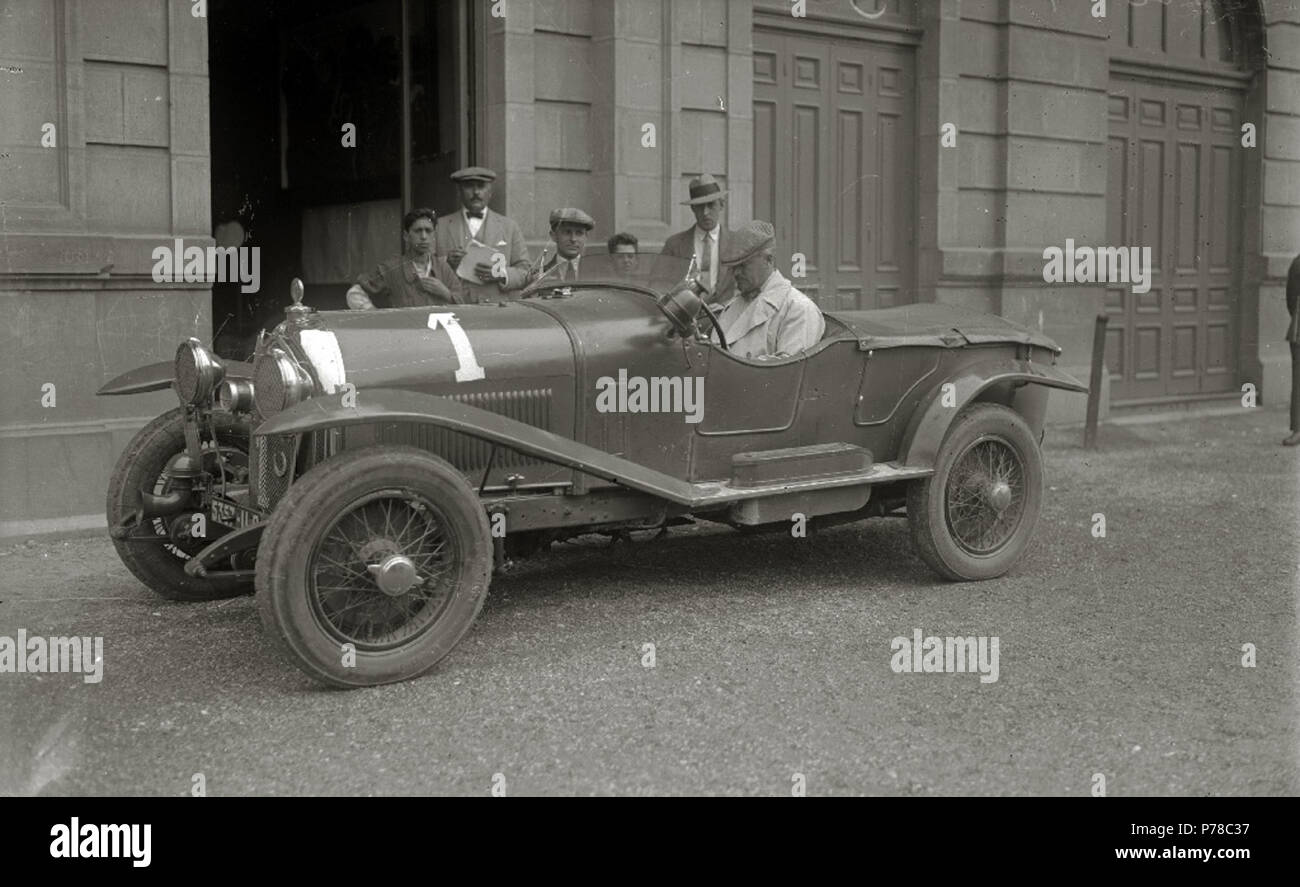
720 220 775 265
450 166 497 183
549 207 595 230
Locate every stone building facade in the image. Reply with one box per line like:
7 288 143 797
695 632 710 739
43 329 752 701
2 0 1297 537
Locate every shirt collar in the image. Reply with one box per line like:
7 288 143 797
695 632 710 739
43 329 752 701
756 269 787 301
720 271 788 336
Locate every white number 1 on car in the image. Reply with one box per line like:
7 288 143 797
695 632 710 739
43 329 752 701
428 313 485 382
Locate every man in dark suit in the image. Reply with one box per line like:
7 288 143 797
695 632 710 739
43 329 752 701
434 166 531 302
533 207 594 283
656 173 735 304
1285 252 1300 446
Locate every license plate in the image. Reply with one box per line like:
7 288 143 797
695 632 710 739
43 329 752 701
211 498 259 529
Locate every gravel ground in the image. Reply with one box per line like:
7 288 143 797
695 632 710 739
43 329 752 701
0 405 1295 796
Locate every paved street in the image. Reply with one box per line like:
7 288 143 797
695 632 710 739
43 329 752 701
1 405 1296 796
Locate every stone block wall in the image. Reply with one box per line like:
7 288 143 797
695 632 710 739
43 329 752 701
0 0 212 538
482 0 754 250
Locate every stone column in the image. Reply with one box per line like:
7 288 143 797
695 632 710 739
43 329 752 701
916 0 963 307
482 0 536 231
1257 0 1300 409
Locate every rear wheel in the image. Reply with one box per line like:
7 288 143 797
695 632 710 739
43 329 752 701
106 408 251 601
256 446 492 688
906 403 1043 581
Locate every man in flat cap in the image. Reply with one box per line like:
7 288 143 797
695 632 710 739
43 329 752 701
712 220 824 360
656 173 735 303
346 208 463 309
535 208 595 282
434 166 531 302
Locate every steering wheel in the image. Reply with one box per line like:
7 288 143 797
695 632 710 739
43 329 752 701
698 301 729 351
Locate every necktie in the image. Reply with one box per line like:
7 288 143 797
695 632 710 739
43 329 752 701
564 261 575 281
700 234 712 289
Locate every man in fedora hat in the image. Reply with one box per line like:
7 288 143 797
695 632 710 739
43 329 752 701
533 207 595 282
712 220 824 361
434 166 531 302
656 173 735 303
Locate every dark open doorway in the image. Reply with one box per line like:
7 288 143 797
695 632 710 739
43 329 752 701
207 0 472 358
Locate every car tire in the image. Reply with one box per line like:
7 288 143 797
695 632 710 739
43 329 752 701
255 445 492 688
906 403 1043 581
106 407 252 601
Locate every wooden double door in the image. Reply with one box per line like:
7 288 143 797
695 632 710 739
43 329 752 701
1105 76 1243 402
753 29 915 310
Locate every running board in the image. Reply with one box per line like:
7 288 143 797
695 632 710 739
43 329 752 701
731 442 871 486
690 461 932 508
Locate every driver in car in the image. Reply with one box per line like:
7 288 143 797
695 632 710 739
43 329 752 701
711 221 824 360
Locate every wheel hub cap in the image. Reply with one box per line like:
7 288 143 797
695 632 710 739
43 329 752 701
986 480 1012 512
309 490 456 649
944 436 1027 556
368 554 421 596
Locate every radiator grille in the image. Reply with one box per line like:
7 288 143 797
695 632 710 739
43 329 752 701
251 434 300 511
372 388 552 471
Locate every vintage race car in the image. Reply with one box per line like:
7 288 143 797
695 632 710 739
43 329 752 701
99 256 1085 687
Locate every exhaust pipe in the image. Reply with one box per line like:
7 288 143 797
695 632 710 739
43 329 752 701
138 452 204 518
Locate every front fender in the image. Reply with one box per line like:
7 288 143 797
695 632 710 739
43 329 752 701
96 359 253 396
900 359 1087 468
255 388 700 505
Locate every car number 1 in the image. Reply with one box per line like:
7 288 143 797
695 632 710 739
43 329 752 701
428 313 486 382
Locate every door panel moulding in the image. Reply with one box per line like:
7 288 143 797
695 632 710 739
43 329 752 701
1110 57 1253 91
752 10 921 46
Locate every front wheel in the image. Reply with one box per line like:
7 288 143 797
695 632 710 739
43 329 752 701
255 445 492 688
106 407 251 601
906 403 1043 581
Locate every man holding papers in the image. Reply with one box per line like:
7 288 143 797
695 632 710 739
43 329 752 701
434 166 532 303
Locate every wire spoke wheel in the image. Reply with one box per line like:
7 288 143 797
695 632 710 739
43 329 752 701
944 436 1026 556
309 490 458 649
257 445 492 688
906 403 1044 581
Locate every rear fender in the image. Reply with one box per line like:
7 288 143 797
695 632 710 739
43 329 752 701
900 358 1087 468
